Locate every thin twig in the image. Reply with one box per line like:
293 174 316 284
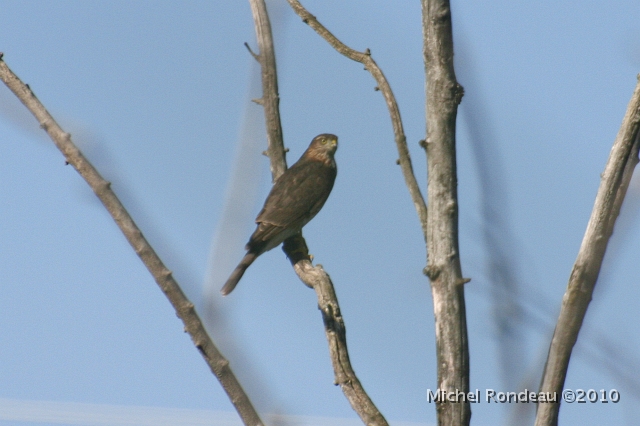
286 0 428 240
0 55 264 426
248 2 388 425
422 1 470 425
535 76 640 426
244 42 260 62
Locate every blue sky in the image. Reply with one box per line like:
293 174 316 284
1 1 640 425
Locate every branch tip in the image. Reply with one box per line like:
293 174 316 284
244 42 260 61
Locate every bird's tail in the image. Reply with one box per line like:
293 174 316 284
220 252 258 296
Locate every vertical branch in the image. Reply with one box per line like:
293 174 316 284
249 3 388 424
421 1 470 426
535 77 640 426
0 56 264 426
248 0 287 179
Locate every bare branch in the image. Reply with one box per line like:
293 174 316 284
421 1 470 425
535 76 640 426
0 56 265 426
248 0 287 180
249 3 388 424
282 235 389 426
286 0 428 240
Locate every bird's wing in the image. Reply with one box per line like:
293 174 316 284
256 160 336 228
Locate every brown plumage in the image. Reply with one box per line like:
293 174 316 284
221 133 338 295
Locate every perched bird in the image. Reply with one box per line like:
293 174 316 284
221 133 338 295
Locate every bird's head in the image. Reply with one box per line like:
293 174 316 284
304 133 338 165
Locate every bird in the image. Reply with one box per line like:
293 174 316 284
221 133 338 295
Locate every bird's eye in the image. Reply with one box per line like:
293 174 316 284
320 138 327 145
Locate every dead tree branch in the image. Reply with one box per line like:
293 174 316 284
248 3 387 425
248 0 287 179
535 76 640 426
282 235 389 426
0 55 264 426
422 1 470 425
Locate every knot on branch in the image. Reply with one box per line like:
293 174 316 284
98 180 112 191
302 13 316 25
195 342 206 356
424 265 440 280
454 83 465 104
320 302 344 334
430 5 452 23
214 356 230 372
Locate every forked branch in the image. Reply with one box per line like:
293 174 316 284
0 55 264 426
